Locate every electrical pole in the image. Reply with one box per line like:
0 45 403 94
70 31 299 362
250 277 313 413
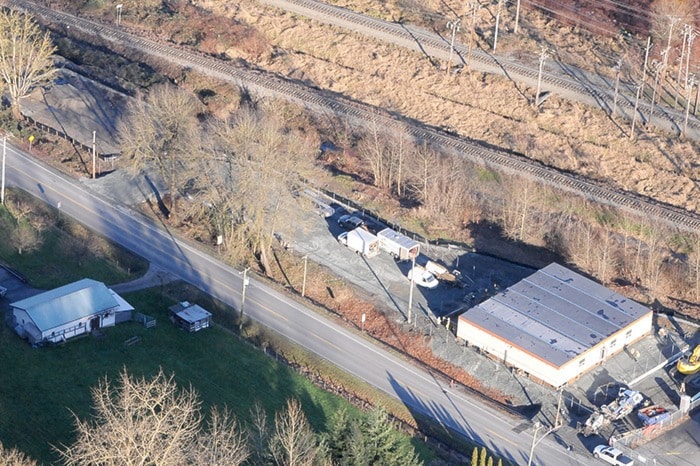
630 83 642 139
676 25 692 106
1 137 6 205
612 60 622 117
534 45 549 108
446 19 461 75
684 76 696 137
514 0 522 34
301 255 308 297
467 1 479 69
407 255 415 324
640 37 653 105
649 59 664 123
92 130 96 179
493 0 504 53
527 421 543 466
240 267 250 331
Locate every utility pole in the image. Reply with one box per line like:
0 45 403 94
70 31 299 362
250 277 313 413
467 1 480 69
239 267 250 331
514 0 522 34
684 76 696 137
534 45 549 108
493 0 504 53
92 130 96 179
1 137 6 205
684 30 696 91
649 59 665 123
612 60 622 117
301 254 308 297
446 19 461 75
676 25 692 106
640 37 653 105
630 83 642 139
527 421 543 466
407 255 415 324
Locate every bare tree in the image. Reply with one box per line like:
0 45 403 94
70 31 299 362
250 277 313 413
0 10 56 120
269 399 320 466
59 368 251 466
58 368 203 466
191 407 250 466
193 105 317 274
10 221 41 255
0 442 37 466
118 84 202 222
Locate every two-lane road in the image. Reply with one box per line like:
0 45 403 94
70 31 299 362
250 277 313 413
3 142 585 465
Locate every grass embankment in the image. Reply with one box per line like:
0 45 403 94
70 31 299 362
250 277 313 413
0 190 147 289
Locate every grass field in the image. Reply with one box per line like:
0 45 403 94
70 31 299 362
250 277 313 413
0 289 365 464
0 192 148 289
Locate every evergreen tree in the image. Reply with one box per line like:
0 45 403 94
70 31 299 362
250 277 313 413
471 447 479 466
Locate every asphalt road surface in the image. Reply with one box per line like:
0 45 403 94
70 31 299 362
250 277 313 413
2 142 587 465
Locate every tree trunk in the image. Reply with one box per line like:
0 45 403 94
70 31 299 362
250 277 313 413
11 101 23 121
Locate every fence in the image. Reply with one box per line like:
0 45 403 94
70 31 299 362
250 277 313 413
315 186 474 253
132 312 156 328
610 394 700 449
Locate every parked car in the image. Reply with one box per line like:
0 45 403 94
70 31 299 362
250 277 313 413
593 445 634 466
407 266 439 289
356 214 383 234
338 214 364 230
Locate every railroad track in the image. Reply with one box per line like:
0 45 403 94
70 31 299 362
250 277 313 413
262 0 699 138
6 0 700 233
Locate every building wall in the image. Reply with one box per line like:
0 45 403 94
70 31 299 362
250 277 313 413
12 308 118 344
456 312 653 387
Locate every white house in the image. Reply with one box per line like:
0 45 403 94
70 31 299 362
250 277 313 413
456 263 652 388
10 278 134 345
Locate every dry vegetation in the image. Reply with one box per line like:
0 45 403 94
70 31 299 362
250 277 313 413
27 0 700 317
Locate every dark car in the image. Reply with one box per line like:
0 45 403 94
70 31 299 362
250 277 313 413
357 215 383 234
337 214 364 230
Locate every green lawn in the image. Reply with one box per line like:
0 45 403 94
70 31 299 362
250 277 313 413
0 289 360 464
0 192 148 289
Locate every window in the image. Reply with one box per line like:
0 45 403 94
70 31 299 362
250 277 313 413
625 330 632 339
610 339 617 349
579 358 586 367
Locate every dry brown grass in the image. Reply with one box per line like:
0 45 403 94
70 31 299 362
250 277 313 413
195 0 700 217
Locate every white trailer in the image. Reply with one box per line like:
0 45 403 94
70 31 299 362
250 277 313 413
377 228 419 261
338 228 380 257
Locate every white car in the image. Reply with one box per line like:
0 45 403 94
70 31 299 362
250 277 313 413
407 266 439 289
593 445 634 466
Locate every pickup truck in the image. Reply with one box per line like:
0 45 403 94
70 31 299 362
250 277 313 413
593 445 634 466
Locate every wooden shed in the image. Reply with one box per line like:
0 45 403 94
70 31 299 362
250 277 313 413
168 301 212 333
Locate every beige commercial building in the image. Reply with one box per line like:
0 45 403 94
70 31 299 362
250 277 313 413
456 263 652 388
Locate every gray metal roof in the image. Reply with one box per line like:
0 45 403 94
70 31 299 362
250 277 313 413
11 279 119 332
175 304 212 324
460 263 651 367
377 228 419 248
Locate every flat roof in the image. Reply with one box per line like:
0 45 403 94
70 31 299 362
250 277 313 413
377 228 419 249
460 263 651 367
170 302 211 324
